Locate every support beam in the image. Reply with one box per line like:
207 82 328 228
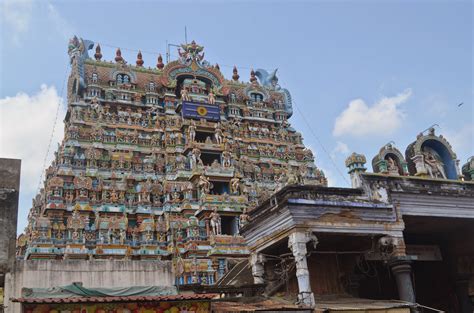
288 231 316 308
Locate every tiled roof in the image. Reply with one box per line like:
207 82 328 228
12 293 217 304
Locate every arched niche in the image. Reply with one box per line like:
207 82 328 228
167 65 223 90
175 74 213 99
420 139 458 179
406 131 460 180
372 145 408 176
109 69 137 84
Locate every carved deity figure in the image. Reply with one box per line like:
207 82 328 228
119 229 126 245
387 157 400 175
211 159 220 169
181 88 190 101
175 154 185 170
297 164 308 184
222 150 232 168
239 208 250 229
372 183 389 203
209 208 221 235
423 150 447 179
198 175 211 194
208 90 216 104
191 147 203 169
90 96 103 118
214 123 224 144
230 177 240 194
110 189 119 203
72 230 80 242
188 120 196 143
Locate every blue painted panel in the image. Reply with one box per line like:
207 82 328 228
182 101 220 121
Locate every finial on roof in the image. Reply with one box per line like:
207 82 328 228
136 50 144 67
232 66 239 81
115 48 123 63
157 54 164 69
94 44 102 61
215 63 220 70
250 69 257 83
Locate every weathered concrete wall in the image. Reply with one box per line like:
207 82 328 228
0 158 21 287
4 259 173 313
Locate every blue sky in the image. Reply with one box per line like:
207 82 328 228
1 0 473 233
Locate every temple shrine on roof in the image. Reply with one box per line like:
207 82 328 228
17 37 327 286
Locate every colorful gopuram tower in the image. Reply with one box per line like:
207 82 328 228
17 37 327 286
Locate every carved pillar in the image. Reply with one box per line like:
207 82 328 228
250 253 266 284
389 259 416 303
288 231 316 307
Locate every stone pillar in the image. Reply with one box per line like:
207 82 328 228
389 259 416 303
454 274 473 313
288 231 316 307
250 253 265 284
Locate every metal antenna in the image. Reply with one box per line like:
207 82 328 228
166 41 180 63
421 123 440 134
185 26 188 44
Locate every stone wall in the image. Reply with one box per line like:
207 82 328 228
4 259 173 313
0 158 21 287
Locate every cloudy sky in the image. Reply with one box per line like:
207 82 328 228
1 0 473 233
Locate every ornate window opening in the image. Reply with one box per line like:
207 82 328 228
250 93 263 103
210 181 230 195
194 131 213 143
220 215 238 235
200 152 220 166
116 74 131 85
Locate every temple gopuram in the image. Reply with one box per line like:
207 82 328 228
16 37 326 284
4 36 473 313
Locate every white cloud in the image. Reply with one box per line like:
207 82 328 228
330 141 350 159
0 0 74 45
0 85 65 198
0 0 33 45
333 89 412 137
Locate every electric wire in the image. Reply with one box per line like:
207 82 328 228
293 103 350 185
94 40 270 71
36 62 70 195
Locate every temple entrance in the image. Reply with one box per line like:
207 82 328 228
403 216 474 313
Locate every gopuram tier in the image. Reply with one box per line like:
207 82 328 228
17 37 327 286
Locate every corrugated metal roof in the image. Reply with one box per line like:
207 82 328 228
212 297 415 312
